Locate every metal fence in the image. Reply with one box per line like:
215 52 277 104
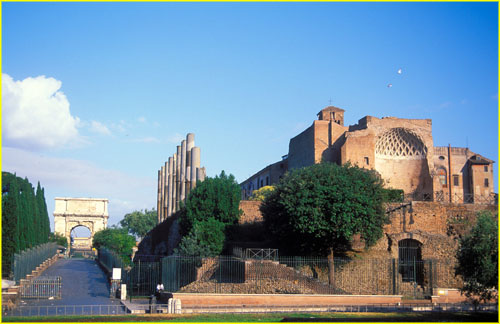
12 242 58 283
123 261 161 297
157 256 460 298
3 304 127 317
404 191 497 205
97 248 124 273
20 276 62 299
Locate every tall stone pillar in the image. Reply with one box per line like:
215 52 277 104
176 146 181 210
186 166 191 197
160 166 165 222
197 167 206 182
157 170 161 223
186 133 194 195
180 140 187 202
167 157 174 217
172 154 178 214
163 161 168 220
191 147 201 190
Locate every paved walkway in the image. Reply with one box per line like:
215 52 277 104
21 258 121 307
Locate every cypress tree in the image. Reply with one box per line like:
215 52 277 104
2 172 19 275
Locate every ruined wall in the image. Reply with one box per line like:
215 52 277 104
239 201 263 224
288 124 315 170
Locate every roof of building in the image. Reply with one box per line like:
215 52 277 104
469 154 495 165
317 106 345 116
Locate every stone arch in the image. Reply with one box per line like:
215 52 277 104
53 198 108 250
69 224 93 249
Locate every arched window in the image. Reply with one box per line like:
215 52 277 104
437 168 447 187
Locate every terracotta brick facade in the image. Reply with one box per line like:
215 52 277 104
241 106 495 204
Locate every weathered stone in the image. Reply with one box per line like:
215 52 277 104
54 198 108 248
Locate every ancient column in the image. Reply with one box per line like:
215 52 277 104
186 133 194 196
176 146 181 210
172 154 178 214
197 167 206 182
160 166 165 222
157 170 162 223
191 147 201 190
167 157 174 217
180 140 187 202
163 161 169 220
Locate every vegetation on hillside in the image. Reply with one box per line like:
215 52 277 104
176 171 242 257
455 211 498 305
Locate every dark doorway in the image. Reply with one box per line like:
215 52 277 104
398 239 423 284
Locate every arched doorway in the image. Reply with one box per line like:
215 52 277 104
398 239 423 284
70 225 92 249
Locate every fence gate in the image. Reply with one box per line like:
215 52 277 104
20 277 62 299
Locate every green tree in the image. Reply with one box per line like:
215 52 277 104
92 228 136 265
261 162 387 284
2 172 51 277
455 211 498 305
180 171 242 236
176 218 226 257
249 185 275 201
120 209 157 240
49 232 68 248
2 173 20 276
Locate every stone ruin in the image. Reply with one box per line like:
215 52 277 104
157 133 206 223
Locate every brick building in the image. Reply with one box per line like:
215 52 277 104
241 106 495 205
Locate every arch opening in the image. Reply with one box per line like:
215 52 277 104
70 225 92 250
398 239 423 284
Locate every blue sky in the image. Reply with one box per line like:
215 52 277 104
2 2 498 232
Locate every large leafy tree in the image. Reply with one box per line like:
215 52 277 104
179 170 242 235
120 209 157 240
261 162 388 284
455 211 498 304
92 228 136 264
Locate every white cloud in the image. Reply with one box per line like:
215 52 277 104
89 120 111 135
2 147 156 226
138 116 147 123
167 133 185 144
2 73 82 150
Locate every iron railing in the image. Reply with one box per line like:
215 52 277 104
404 191 497 205
157 256 460 298
12 242 58 283
123 261 161 297
3 304 127 317
20 276 62 299
3 302 497 317
97 248 124 273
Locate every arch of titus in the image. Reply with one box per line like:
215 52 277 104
54 197 109 249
